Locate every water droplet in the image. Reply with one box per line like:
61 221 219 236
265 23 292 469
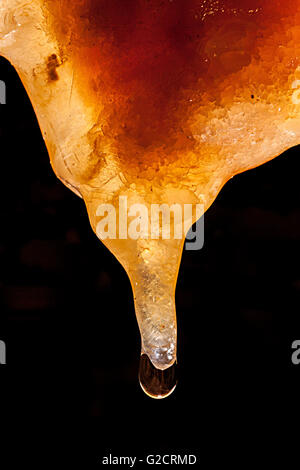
139 354 177 399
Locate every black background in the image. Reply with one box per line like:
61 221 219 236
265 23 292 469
0 56 299 466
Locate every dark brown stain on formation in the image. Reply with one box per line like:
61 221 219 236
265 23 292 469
73 0 211 149
47 54 60 82
46 0 296 155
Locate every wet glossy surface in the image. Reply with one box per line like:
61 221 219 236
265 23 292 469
139 354 177 399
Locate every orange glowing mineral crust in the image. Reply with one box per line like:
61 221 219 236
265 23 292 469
1 0 300 397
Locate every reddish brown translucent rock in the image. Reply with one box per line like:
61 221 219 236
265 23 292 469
1 1 300 374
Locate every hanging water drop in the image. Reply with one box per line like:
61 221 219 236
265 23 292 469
139 354 177 399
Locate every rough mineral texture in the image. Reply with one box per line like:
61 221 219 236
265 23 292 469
1 0 300 369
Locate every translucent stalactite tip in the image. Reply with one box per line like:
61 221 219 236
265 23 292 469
139 354 177 399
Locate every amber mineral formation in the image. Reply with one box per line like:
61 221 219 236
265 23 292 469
1 1 300 394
